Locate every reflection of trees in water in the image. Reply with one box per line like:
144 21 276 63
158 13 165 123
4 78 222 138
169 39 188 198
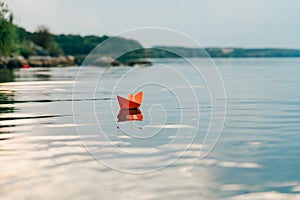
0 69 15 137
0 69 15 83
0 92 14 114
0 68 53 138
0 69 15 113
33 69 51 81
19 68 52 81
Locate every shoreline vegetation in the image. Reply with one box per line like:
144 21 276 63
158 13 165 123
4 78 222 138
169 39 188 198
1 2 300 69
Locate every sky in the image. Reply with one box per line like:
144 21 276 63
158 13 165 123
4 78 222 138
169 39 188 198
7 0 300 48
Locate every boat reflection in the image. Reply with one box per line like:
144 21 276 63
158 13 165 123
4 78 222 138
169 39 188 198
117 109 143 122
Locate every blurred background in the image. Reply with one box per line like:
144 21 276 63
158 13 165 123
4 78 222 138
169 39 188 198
1 1 300 199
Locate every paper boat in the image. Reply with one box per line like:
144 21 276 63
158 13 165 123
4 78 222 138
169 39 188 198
117 91 143 109
117 108 143 122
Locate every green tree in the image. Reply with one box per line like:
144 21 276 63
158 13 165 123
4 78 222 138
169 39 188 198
32 25 63 56
0 1 15 56
32 25 52 50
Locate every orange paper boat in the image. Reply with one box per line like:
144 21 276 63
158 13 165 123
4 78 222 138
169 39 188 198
117 91 143 109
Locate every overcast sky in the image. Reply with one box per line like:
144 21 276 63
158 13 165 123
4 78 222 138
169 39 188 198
8 0 300 48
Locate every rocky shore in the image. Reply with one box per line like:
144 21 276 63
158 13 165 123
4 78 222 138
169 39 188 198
83 55 152 67
0 55 152 68
0 56 76 68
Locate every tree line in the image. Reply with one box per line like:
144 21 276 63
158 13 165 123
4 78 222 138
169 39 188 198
0 1 144 61
0 1 63 57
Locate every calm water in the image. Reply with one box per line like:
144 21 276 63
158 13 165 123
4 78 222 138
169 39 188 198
0 58 300 199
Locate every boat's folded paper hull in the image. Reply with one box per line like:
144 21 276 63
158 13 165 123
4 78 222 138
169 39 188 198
117 95 141 109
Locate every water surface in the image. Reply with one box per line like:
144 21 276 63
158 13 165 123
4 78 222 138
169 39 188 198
0 58 300 199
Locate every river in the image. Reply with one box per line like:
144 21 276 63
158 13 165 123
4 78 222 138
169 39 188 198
0 58 300 199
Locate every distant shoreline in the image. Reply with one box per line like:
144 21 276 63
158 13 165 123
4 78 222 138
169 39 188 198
147 46 300 58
